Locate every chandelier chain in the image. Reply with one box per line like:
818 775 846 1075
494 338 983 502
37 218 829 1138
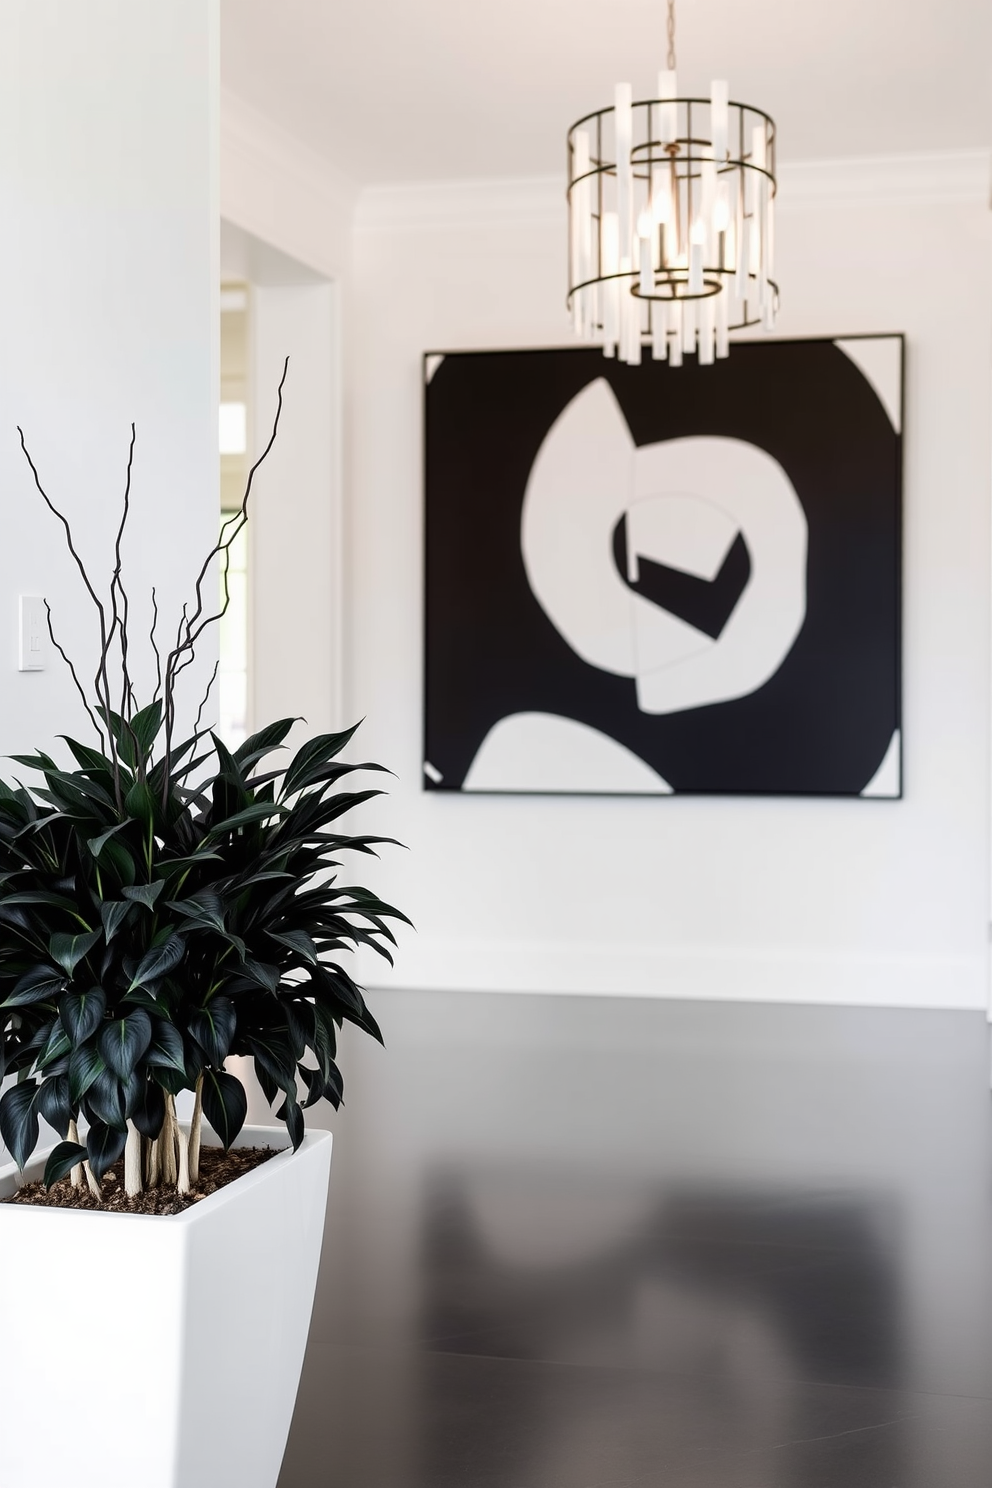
666 0 676 72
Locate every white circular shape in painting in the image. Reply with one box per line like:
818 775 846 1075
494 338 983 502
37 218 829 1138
520 379 809 716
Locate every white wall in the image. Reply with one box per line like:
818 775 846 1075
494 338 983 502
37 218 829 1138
344 155 992 1010
219 97 352 746
250 282 342 735
0 0 220 758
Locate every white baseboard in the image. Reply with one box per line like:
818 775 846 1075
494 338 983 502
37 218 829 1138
364 940 987 1012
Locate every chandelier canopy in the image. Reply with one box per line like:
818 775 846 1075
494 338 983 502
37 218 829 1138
566 0 778 366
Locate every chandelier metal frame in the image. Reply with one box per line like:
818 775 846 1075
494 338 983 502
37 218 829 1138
566 2 779 366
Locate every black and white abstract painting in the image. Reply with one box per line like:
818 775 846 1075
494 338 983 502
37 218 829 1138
423 336 903 797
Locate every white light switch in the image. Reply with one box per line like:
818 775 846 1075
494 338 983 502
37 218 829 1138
18 596 47 672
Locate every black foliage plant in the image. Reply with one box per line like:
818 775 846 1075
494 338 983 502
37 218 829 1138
0 362 408 1199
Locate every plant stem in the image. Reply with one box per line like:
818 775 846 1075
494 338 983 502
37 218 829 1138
68 1118 82 1189
124 1119 143 1197
147 1135 160 1188
83 1161 102 1200
188 1074 204 1183
176 1121 191 1196
160 1094 179 1186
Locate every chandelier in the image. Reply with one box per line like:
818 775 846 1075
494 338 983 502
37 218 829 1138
566 0 779 366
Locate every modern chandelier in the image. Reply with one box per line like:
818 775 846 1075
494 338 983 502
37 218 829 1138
566 0 779 366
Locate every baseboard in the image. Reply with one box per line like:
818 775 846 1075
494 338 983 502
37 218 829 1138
363 940 987 1011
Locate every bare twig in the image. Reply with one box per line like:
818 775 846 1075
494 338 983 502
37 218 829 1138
193 659 220 738
149 586 163 701
176 357 288 658
45 603 107 749
110 424 137 723
18 428 124 805
160 358 288 797
18 429 110 626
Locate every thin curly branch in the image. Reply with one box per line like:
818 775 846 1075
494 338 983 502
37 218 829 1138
19 428 123 805
164 356 288 686
193 658 220 738
44 603 106 749
110 423 137 721
149 586 163 701
162 357 289 784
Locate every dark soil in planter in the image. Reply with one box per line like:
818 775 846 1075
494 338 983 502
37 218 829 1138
2 1145 278 1216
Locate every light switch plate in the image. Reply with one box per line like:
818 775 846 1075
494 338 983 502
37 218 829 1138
18 595 47 671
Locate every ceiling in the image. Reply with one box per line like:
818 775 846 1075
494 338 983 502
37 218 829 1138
221 0 991 186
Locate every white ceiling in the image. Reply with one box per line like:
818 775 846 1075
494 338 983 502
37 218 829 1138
221 0 991 185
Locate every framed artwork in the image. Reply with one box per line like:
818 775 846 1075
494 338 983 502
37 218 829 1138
423 336 903 797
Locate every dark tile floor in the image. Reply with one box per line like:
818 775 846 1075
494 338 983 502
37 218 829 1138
277 993 992 1487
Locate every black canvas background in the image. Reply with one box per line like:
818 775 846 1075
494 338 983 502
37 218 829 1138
424 339 902 796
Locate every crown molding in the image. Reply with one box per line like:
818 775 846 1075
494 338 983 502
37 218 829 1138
219 91 990 251
776 148 991 210
356 175 566 232
355 149 992 233
220 89 358 279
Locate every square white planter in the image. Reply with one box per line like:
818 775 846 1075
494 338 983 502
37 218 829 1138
0 1123 332 1488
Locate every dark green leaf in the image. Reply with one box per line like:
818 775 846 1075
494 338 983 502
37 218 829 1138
88 822 127 858
8 751 57 775
322 1059 344 1108
130 1078 165 1140
60 985 107 1044
153 1064 189 1098
189 997 235 1066
37 1018 72 1070
281 724 361 797
201 1069 248 1149
85 1068 126 1130
1 890 79 912
2 965 65 1008
37 767 116 811
144 1018 187 1073
122 880 165 910
120 986 170 1017
68 1043 105 1103
124 777 156 830
246 1031 298 1095
60 736 114 773
98 1009 152 1080
95 836 137 887
267 929 318 964
49 930 101 978
129 700 163 761
0 903 35 934
100 900 132 942
254 1060 279 1107
129 933 185 990
43 1141 87 1188
277 1095 305 1150
204 801 286 839
36 1073 72 1138
0 1081 38 1168
234 718 297 769
298 1063 326 1109
86 1121 126 1179
313 999 338 1077
242 959 280 994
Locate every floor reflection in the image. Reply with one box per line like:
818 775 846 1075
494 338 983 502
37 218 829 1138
279 994 992 1488
423 1173 904 1384
416 1173 905 1485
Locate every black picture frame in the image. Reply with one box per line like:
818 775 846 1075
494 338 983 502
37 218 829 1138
423 335 904 799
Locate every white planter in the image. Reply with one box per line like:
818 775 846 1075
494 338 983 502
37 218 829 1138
0 1123 332 1488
